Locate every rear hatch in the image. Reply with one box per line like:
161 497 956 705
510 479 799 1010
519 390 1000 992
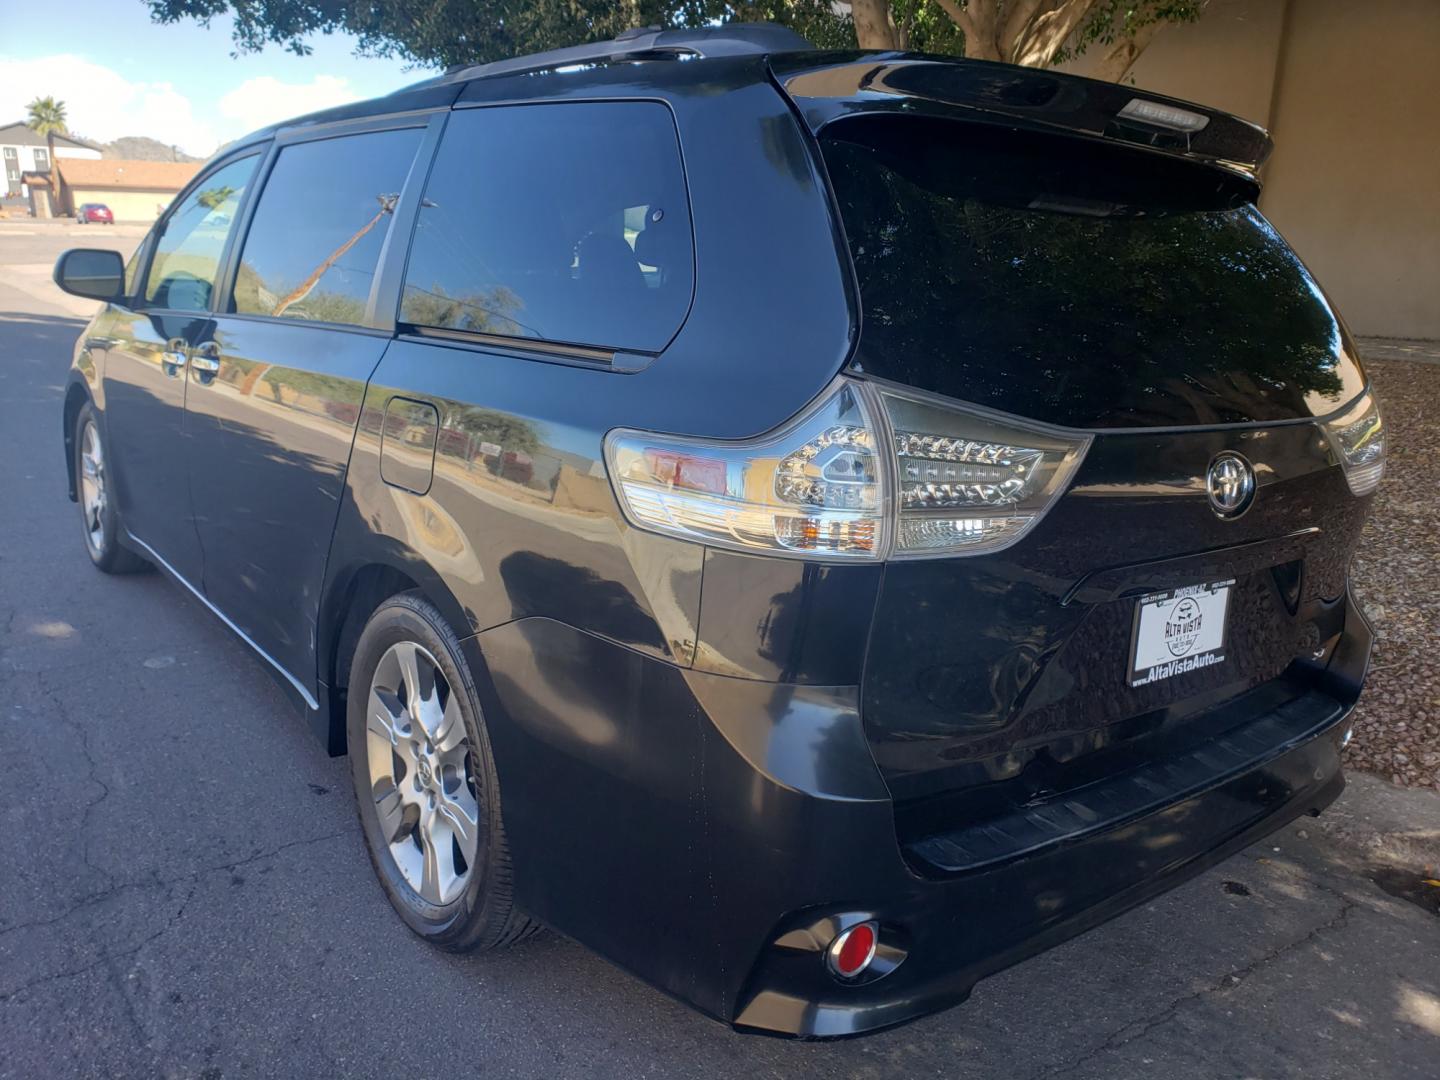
785 59 1375 848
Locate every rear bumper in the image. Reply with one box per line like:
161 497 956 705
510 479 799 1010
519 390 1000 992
732 592 1371 1038
732 719 1347 1037
470 594 1371 1040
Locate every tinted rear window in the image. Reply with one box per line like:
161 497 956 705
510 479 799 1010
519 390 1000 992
400 102 693 353
232 127 424 325
822 115 1361 427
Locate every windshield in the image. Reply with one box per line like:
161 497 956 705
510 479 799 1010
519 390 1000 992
822 114 1364 428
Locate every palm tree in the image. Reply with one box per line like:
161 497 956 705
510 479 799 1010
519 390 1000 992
25 96 67 202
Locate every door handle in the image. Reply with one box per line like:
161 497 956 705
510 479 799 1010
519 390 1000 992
190 342 221 384
161 338 189 378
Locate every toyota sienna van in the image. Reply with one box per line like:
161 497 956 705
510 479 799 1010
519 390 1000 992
54 23 1382 1037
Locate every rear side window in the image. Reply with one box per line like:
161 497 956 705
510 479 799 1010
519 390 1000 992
400 102 693 353
145 155 257 312
232 127 424 325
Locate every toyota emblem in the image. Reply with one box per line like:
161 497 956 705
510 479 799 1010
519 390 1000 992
1206 452 1256 518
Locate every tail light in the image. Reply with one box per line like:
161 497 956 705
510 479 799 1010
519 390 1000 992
604 377 1090 560
1320 389 1384 496
606 380 884 558
879 385 1090 557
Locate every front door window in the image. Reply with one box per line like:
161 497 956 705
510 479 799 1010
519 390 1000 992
144 155 257 312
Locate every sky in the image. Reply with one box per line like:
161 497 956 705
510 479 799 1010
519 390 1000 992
0 0 433 158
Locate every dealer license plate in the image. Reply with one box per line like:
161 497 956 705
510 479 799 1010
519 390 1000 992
1128 580 1234 688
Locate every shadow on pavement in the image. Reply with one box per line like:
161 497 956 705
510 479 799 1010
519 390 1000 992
0 310 87 330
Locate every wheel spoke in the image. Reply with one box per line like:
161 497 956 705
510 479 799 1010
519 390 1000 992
405 654 449 747
395 642 425 709
366 687 404 743
373 785 408 844
388 835 423 892
435 789 479 855
431 692 465 753
366 687 412 792
418 815 445 903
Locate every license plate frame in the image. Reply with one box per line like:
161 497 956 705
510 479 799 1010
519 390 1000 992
1128 579 1235 688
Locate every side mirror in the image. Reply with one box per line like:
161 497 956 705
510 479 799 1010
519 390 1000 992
53 248 125 302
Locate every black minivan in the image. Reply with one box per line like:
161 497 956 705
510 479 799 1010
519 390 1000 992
54 24 1382 1037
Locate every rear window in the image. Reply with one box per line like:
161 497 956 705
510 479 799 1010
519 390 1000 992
822 114 1358 427
232 127 424 325
400 102 693 354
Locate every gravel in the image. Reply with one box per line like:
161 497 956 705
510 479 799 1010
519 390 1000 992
1345 339 1440 791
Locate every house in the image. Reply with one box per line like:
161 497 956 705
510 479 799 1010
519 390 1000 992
1059 0 1440 340
0 120 100 198
55 158 202 222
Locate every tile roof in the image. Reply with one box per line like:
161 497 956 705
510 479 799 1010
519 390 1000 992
57 158 201 191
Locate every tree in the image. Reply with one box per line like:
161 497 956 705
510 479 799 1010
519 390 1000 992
25 96 66 201
146 0 678 68
847 1 1207 80
148 0 1204 82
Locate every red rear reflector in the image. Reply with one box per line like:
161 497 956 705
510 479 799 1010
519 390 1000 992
827 921 877 979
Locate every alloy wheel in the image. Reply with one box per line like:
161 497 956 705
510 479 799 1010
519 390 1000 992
365 640 480 905
79 419 107 553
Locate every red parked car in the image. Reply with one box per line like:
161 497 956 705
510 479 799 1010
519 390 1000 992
75 203 113 224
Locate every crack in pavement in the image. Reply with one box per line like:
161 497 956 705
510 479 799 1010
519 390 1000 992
1026 891 1359 1080
3 648 351 1013
0 879 199 1005
3 660 348 940
0 830 348 940
0 830 348 1004
27 668 115 892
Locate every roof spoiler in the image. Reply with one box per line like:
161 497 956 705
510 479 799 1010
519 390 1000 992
772 53 1273 179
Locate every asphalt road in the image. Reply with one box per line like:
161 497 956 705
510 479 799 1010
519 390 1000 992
2 223 1437 1079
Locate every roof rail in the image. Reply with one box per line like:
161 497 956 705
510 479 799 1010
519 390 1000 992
441 21 813 83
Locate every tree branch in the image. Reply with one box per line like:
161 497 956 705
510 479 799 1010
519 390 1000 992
931 0 998 60
1011 0 1101 67
850 0 900 49
1092 16 1169 82
997 0 1052 61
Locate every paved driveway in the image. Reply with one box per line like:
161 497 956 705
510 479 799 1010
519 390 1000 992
2 227 1437 1079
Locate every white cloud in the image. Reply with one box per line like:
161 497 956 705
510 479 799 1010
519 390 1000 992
217 75 360 138
0 54 220 156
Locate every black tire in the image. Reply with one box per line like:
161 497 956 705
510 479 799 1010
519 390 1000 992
73 401 150 574
347 592 538 951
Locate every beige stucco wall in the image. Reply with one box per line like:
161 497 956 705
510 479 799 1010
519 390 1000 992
1260 0 1440 339
70 188 174 222
1114 0 1287 127
1061 0 1440 339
